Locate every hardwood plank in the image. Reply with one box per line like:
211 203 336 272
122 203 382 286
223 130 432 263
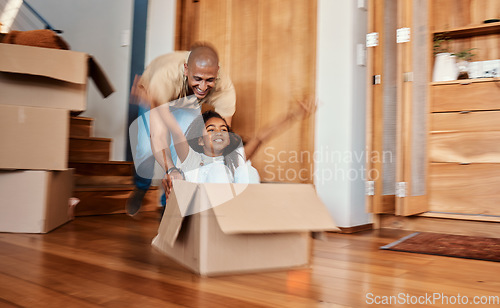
1 214 499 307
0 272 99 307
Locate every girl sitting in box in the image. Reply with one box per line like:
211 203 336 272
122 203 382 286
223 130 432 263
150 100 315 184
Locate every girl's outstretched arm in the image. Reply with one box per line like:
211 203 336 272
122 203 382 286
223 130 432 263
244 98 316 161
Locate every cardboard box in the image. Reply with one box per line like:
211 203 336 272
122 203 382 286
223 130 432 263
0 105 68 170
152 181 339 276
0 43 114 111
0 169 74 233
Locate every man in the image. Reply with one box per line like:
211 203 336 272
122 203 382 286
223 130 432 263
127 42 236 216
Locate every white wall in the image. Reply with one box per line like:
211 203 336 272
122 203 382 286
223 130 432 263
315 0 372 227
22 0 176 161
145 0 176 65
26 0 133 161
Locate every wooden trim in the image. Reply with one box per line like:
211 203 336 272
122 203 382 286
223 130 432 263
336 224 374 234
395 0 410 215
419 212 500 223
365 0 375 213
379 213 500 238
69 136 112 142
431 77 500 86
74 185 158 192
433 22 500 38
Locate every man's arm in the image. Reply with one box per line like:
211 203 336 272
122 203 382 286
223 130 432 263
150 104 190 164
149 107 176 172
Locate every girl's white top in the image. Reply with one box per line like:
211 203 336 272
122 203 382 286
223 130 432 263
180 147 260 184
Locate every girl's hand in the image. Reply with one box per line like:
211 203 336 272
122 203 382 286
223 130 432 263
288 97 317 121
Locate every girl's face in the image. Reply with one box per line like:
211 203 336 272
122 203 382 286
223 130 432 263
199 117 230 156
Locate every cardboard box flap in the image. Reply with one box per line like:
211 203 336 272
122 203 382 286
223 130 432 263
0 43 87 84
206 183 340 234
159 181 199 246
88 56 115 98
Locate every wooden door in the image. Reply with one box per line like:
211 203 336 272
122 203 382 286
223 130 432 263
367 0 430 216
366 0 398 214
394 0 430 216
176 0 317 183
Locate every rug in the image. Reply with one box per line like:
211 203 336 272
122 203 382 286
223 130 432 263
380 232 500 262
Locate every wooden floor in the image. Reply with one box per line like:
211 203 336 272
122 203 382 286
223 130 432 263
1 213 499 307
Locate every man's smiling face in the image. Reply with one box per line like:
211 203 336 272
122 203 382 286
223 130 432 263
184 62 218 100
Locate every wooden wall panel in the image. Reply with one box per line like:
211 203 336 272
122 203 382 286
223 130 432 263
429 163 500 216
252 0 316 183
228 0 260 140
175 0 199 51
176 0 317 183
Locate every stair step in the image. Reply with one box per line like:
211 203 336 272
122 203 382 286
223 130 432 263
69 137 111 162
69 161 134 176
69 161 135 186
74 175 134 186
73 185 159 216
70 116 94 138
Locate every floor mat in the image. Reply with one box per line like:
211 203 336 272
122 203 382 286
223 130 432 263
380 232 500 262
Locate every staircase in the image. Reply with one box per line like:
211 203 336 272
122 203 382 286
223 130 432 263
69 116 159 216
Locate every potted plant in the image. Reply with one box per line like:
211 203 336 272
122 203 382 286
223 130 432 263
433 33 451 56
452 48 477 79
432 33 458 81
432 34 477 80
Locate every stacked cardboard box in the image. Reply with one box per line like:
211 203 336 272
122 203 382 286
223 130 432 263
0 43 113 233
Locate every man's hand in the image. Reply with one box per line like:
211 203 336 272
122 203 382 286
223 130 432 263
161 169 183 203
161 172 172 202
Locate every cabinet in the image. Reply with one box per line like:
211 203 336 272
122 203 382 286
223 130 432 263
429 0 500 219
366 0 429 216
367 0 500 224
429 81 500 217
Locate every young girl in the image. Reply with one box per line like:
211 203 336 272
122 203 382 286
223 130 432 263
173 110 259 183
152 99 315 184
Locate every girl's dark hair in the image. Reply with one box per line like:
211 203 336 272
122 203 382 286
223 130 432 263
185 110 243 174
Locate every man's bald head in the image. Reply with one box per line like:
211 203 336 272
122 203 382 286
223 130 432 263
184 42 220 100
187 43 219 69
